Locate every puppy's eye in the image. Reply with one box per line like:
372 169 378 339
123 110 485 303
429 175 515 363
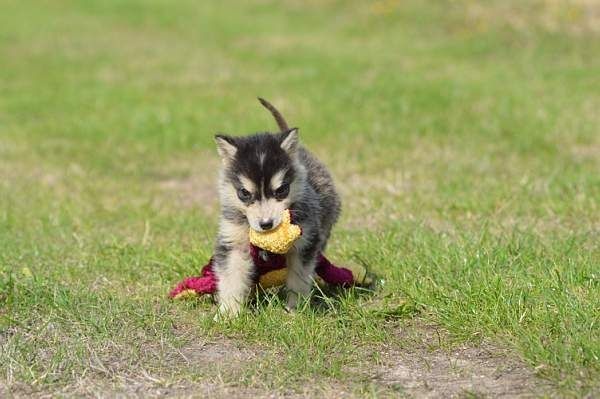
237 188 252 202
274 184 289 200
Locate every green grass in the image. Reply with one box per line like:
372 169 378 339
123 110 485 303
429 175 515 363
1 0 599 396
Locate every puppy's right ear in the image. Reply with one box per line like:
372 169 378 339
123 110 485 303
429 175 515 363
215 134 237 163
279 128 299 156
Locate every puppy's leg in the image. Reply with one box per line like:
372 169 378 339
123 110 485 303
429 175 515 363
215 248 254 318
285 247 317 311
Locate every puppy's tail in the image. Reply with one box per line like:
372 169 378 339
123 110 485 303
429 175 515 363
258 97 289 132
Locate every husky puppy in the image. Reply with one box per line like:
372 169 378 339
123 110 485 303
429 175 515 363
213 98 341 316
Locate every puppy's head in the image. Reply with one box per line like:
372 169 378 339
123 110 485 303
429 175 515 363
215 128 303 232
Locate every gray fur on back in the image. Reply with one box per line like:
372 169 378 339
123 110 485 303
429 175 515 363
293 147 341 255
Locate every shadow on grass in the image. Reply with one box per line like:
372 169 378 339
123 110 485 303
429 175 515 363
247 274 418 322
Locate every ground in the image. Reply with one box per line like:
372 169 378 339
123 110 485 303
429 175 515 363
1 0 599 397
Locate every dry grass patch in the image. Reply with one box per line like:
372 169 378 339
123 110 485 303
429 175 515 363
155 153 220 214
373 322 551 398
460 0 600 36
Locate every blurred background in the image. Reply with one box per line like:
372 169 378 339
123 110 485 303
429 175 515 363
2 0 599 232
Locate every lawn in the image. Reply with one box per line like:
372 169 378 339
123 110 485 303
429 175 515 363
1 0 599 397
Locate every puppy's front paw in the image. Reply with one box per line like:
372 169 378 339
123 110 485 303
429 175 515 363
214 301 241 322
285 291 299 312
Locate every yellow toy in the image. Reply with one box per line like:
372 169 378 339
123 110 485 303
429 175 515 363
248 209 302 254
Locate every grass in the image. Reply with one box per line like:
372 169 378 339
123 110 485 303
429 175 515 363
1 0 599 396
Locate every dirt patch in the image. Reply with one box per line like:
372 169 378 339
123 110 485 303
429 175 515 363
571 142 600 163
3 324 556 398
177 339 256 367
14 378 270 399
2 338 264 399
374 322 550 398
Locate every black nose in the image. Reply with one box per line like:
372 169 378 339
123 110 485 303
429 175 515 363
259 220 273 230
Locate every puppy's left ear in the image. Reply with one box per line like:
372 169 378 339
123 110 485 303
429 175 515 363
280 128 299 155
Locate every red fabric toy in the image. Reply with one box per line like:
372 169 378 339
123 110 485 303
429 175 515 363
169 246 369 300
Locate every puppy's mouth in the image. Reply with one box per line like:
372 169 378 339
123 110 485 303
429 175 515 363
249 220 282 233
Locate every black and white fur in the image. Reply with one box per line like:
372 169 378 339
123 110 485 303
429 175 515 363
213 98 341 317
